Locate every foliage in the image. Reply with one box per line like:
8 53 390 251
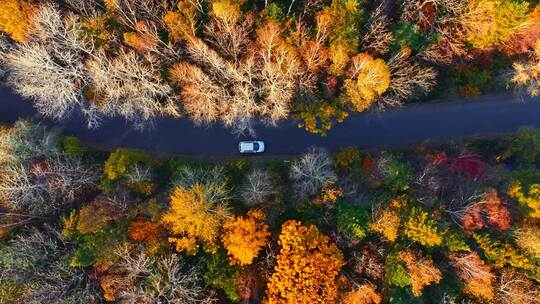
462 0 530 49
398 250 442 296
266 220 345 304
341 283 382 304
385 253 411 288
128 219 165 254
375 154 414 193
404 207 443 247
0 225 99 303
70 221 128 267
337 201 371 241
391 21 439 52
514 219 540 258
369 207 401 242
161 184 229 254
505 126 540 163
295 100 349 136
343 54 391 112
335 146 361 170
511 41 540 97
443 229 471 252
203 251 241 302
221 209 270 266
0 0 36 42
103 148 153 181
449 251 496 301
62 136 87 156
508 181 540 218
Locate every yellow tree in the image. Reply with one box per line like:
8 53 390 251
460 0 529 49
343 53 391 112
221 209 270 266
398 250 442 296
514 219 540 258
265 220 345 304
161 184 229 255
369 207 401 242
0 0 36 42
163 1 199 43
404 207 443 247
508 181 540 218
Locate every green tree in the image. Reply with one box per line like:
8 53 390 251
337 200 371 241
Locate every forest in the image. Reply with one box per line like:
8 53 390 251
0 119 539 303
0 0 539 134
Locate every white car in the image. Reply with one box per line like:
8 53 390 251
239 141 265 154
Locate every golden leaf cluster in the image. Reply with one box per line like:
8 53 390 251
0 0 36 42
221 209 270 266
266 220 345 304
161 184 229 255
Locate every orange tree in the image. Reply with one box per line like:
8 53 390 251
265 220 345 304
221 209 270 266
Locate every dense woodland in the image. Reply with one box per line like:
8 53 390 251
0 119 539 303
0 0 540 134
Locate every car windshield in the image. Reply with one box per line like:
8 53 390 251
253 143 259 150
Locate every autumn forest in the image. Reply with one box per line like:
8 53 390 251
0 0 539 134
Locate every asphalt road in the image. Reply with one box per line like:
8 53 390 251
1 86 540 156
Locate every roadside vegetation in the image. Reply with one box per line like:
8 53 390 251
0 0 539 134
1 119 540 303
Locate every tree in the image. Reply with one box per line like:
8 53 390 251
505 126 540 163
0 4 97 125
496 268 540 304
103 148 153 182
398 250 442 296
0 153 99 216
86 48 179 127
508 181 540 218
404 207 443 247
381 50 437 108
341 283 382 304
460 0 529 49
343 53 391 112
337 201 371 241
514 219 540 259
456 188 512 234
161 184 229 255
448 251 496 301
240 169 276 206
163 1 200 43
107 245 218 303
0 0 36 42
369 207 401 242
221 209 271 266
128 219 165 254
352 244 385 281
266 220 345 304
203 251 241 302
290 147 337 199
317 0 363 74
335 146 361 170
0 225 100 303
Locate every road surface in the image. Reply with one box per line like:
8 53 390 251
1 86 539 155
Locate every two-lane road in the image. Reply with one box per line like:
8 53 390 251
1 86 539 155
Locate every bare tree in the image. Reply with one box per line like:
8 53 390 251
114 246 218 304
0 120 60 164
361 2 394 56
380 50 438 108
290 147 337 199
0 153 99 215
0 4 98 125
86 48 179 129
496 268 540 304
240 168 277 206
171 165 230 204
0 225 100 303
